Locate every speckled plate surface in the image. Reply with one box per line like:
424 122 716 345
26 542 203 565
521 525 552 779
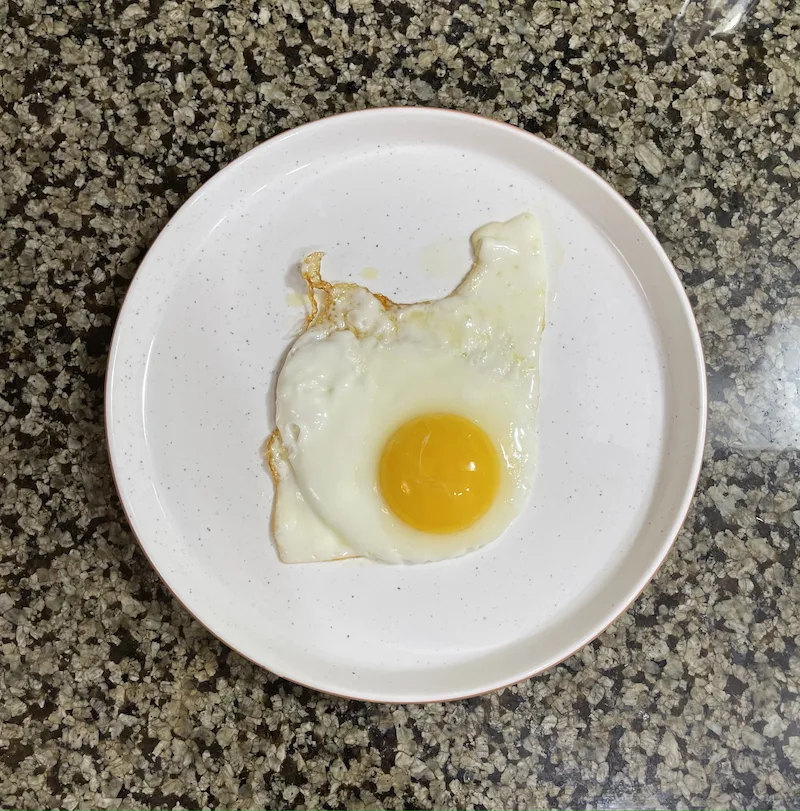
106 108 706 702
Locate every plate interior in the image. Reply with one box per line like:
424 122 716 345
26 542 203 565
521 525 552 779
107 110 704 701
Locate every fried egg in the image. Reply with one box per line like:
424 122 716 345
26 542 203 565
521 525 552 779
267 213 548 564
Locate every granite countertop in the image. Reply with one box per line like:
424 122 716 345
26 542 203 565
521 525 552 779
2 0 799 808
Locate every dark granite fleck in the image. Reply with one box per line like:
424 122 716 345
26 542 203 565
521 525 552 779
1 0 800 808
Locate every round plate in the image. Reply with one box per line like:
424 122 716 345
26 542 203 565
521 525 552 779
106 108 706 702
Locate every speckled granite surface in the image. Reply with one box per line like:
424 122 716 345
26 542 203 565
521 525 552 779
2 0 799 808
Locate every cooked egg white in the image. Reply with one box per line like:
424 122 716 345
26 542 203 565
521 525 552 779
268 213 548 564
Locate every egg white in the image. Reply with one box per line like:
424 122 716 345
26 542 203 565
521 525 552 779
269 213 548 564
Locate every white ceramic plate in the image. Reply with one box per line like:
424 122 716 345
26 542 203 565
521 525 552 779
106 108 706 702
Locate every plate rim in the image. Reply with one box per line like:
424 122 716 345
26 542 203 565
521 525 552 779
105 106 708 703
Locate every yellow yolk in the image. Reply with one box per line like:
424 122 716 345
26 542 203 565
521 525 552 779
379 413 500 534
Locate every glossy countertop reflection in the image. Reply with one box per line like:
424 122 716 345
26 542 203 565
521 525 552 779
1 0 798 808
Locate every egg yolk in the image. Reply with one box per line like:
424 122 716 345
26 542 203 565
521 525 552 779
379 413 500 534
